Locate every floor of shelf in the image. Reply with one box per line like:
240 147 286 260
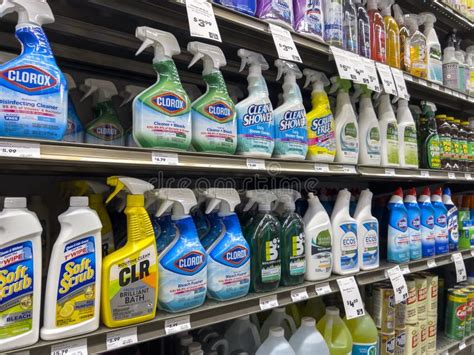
437 333 474 354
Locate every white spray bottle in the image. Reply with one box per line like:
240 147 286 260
354 189 379 270
120 85 145 147
375 92 399 167
420 12 443 84
397 98 419 168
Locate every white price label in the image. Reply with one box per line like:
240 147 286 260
246 158 265 170
51 339 87 355
471 249 474 257
431 83 440 90
420 170 430 177
390 67 410 100
331 46 358 81
401 265 411 275
186 0 221 42
427 259 437 268
315 283 332 296
0 141 40 158
459 340 467 350
465 173 472 180
164 315 191 335
260 294 279 310
361 58 381 92
106 327 138 350
337 277 365 319
291 288 309 303
387 265 408 304
151 152 179 165
448 172 456 180
342 165 357 174
269 24 302 63
376 62 398 96
385 168 395 176
452 252 467 282
314 163 330 172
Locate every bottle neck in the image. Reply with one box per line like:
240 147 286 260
125 196 154 242
154 58 182 85
282 76 302 102
94 100 117 118
203 70 230 95
174 216 198 240
16 24 53 57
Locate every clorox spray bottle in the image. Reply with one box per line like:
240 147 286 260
63 73 85 143
387 187 409 263
0 0 67 140
273 60 307 160
354 189 379 270
236 49 274 157
303 69 336 162
101 177 157 327
188 42 237 154
431 187 448 255
418 187 435 258
204 188 250 301
155 189 207 312
134 27 191 149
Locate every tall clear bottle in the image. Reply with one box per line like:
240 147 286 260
343 0 358 53
381 0 400 68
368 0 386 63
355 0 370 58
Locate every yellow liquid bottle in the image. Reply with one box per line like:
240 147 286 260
382 0 400 68
394 4 409 71
405 14 428 79
344 312 378 354
317 307 353 354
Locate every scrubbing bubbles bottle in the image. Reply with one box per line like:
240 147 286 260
0 0 67 140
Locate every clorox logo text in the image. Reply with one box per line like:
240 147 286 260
152 92 186 114
205 102 234 122
1 65 57 92
175 251 205 273
223 245 249 265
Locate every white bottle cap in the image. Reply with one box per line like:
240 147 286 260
269 326 285 337
4 197 27 208
301 317 316 327
70 196 89 207
326 306 340 315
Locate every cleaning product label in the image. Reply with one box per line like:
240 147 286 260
386 122 399 164
236 101 274 156
56 237 96 327
109 244 157 320
85 102 125 146
257 0 292 26
274 106 307 158
428 45 443 83
460 139 468 161
406 206 422 260
352 342 377 355
309 228 332 274
446 206 459 251
63 97 84 143
262 237 281 283
443 63 459 89
420 205 435 257
403 125 418 166
324 0 343 46
0 241 34 340
340 122 358 159
215 0 257 16
433 204 448 255
361 220 378 267
387 206 409 263
427 135 441 169
308 113 336 158
293 0 324 38
339 222 358 270
440 135 452 159
289 233 305 275
366 125 381 159
0 25 67 140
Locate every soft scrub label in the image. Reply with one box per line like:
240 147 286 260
339 222 358 270
361 220 378 267
308 113 336 157
340 122 358 159
403 124 418 166
236 101 274 155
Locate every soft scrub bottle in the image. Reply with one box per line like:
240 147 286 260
404 188 422 261
397 98 419 168
431 187 449 255
443 187 459 251
418 187 435 258
376 92 399 167
368 0 386 63
387 187 409 263
354 189 379 270
381 0 400 68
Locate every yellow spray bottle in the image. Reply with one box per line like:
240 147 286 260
101 176 157 328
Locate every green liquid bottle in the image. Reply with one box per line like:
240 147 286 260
419 101 441 169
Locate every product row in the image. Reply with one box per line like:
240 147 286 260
439 0 474 21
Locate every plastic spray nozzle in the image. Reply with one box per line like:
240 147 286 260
393 4 404 25
120 85 146 107
203 188 240 216
243 190 277 212
329 76 352 94
135 26 180 61
0 0 54 26
367 0 378 10
433 187 442 196
404 14 421 31
443 187 452 196
420 12 436 28
379 0 394 16
80 79 118 103
466 46 474 55
303 69 330 91
421 100 437 113
64 73 76 91
187 41 226 76
272 189 301 212
238 49 269 73
153 188 197 219
274 59 303 81
105 176 154 204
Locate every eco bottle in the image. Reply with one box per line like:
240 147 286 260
394 4 409 71
376 92 399 167
356 0 371 58
418 187 435 258
443 187 459 251
421 12 443 84
101 177 157 327
344 312 378 354
343 0 358 53
368 0 386 63
293 0 324 40
404 14 427 79
188 41 237 154
236 49 274 157
317 307 353 355
443 46 460 90
81 79 125 146
0 197 42 351
273 60 307 160
0 0 67 141
462 120 472 170
260 308 297 340
154 189 207 312
256 326 296 355
133 27 191 150
323 0 343 47
436 114 453 170
289 317 330 355
41 196 102 340
273 190 305 286
303 69 336 162
448 116 460 170
387 187 409 263
303 193 333 281
381 0 400 68
225 315 261 353
63 73 85 143
397 98 419 168
354 189 379 270
331 189 359 274
431 187 449 255
418 101 441 169
404 188 422 261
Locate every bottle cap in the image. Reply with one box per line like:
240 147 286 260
394 187 404 198
421 187 431 196
301 317 316 327
269 326 285 337
326 306 340 315
70 196 88 207
407 187 417 196
4 197 27 208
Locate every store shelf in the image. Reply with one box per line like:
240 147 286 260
429 0 474 31
437 333 474 354
6 249 473 355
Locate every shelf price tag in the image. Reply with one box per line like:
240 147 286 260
387 265 408 304
341 165 357 174
337 276 365 319
106 327 138 350
0 141 40 158
375 62 398 96
260 294 279 310
315 283 332 296
385 168 395 176
459 340 467 350
165 315 191 335
427 259 437 268
361 58 381 92
330 46 357 81
291 288 309 303
269 24 302 63
471 249 474 257
51 339 87 355
314 163 330 173
247 158 265 170
420 170 430 178
186 0 221 42
465 173 472 180
448 172 456 179
390 67 410 100
452 252 467 282
152 152 179 165
400 265 411 274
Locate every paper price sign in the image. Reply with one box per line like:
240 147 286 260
452 253 467 282
51 339 87 355
337 277 365 319
106 327 138 350
330 46 357 81
387 265 408 304
165 315 191 335
186 0 221 42
390 68 410 100
375 62 398 96
361 58 381 92
269 24 302 63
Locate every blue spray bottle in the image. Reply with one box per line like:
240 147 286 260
0 0 67 140
443 187 459 251
431 187 449 255
404 188 422 260
204 188 250 301
418 187 435 258
387 187 409 263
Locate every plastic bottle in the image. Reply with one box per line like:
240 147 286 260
443 187 459 251
188 42 237 154
418 101 441 169
368 0 386 63
323 0 343 47
397 98 419 168
331 189 359 274
273 190 305 286
293 0 324 40
404 188 422 261
343 0 358 53
455 49 467 93
381 0 400 68
458 119 469 171
63 73 85 143
202 188 250 301
154 189 207 312
354 189 379 270
449 116 460 170
119 85 145 147
273 60 307 159
303 193 333 281
466 46 474 95
436 114 453 170
404 14 427 79
133 27 191 150
256 326 296 355
387 187 409 263
443 46 460 90
289 317 330 355
376 92 399 167
303 69 336 162
344 312 378 354
418 187 435 258
213 0 256 16
81 79 125 146
261 308 297 340
301 297 326 322
0 197 42 351
421 12 443 84
431 187 449 255
462 120 472 171
356 0 370 58
469 119 474 171
41 196 102 340
316 307 353 355
256 0 293 29
225 315 261 353
236 49 274 157
101 177 157 327
0 0 67 141
394 4 409 71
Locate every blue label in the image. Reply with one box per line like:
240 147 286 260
152 92 187 115
387 202 410 263
353 343 377 355
241 103 272 127
174 251 206 274
419 202 435 257
0 65 57 92
405 202 422 260
274 104 308 158
361 221 378 267
433 201 448 255
205 101 234 122
215 0 257 16
339 222 358 270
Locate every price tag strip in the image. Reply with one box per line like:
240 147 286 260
452 252 467 283
164 315 192 335
375 62 398 96
330 46 357 81
260 294 279 310
390 67 410 100
51 339 88 355
246 158 266 170
291 288 309 303
315 283 333 296
385 168 395 176
400 265 411 275
106 327 138 350
0 141 40 158
151 152 179 165
186 0 221 42
341 165 357 174
269 24 302 63
386 265 408 304
336 276 365 319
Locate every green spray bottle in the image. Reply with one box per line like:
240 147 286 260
419 101 441 169
188 42 237 154
134 27 191 149
272 189 305 286
243 190 281 292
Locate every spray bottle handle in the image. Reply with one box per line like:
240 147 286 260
106 177 125 204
